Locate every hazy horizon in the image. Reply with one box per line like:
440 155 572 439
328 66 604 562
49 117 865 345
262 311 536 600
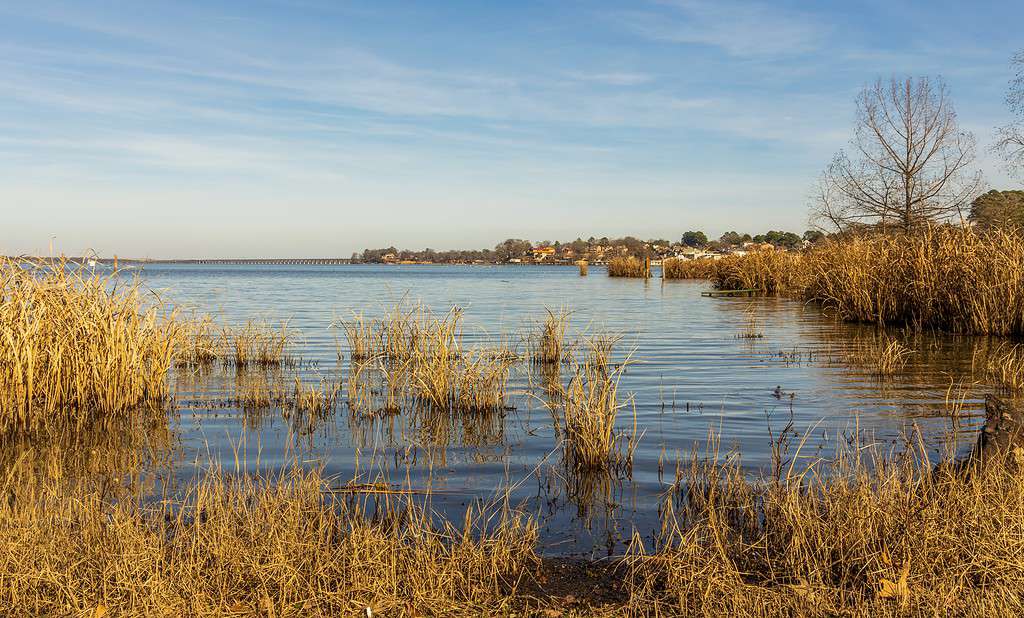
2 0 1022 259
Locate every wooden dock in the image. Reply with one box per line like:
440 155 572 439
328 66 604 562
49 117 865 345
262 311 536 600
701 289 758 297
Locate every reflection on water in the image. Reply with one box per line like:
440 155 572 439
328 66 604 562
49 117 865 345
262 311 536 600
51 263 1019 555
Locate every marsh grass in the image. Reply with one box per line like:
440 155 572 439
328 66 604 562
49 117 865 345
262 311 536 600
622 434 1024 617
713 227 1024 336
340 303 464 363
847 334 913 378
224 319 294 368
736 305 763 339
176 315 220 367
0 257 177 436
561 357 636 473
976 341 1024 391
577 260 588 276
663 257 716 280
0 461 538 617
412 347 514 414
531 307 570 365
292 376 342 416
710 249 807 295
607 256 650 278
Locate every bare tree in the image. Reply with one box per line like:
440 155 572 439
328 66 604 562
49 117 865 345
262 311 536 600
996 51 1024 176
811 76 982 233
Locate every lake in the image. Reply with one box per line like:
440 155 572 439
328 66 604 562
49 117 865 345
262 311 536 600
134 263 989 556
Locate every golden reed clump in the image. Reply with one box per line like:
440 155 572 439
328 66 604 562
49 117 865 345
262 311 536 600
0 258 177 435
709 248 809 296
662 257 718 280
607 256 650 278
709 227 1024 336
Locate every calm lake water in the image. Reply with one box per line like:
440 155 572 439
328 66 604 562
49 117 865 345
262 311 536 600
132 263 992 556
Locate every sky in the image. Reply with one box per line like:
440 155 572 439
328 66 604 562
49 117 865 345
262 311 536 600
1 0 1022 258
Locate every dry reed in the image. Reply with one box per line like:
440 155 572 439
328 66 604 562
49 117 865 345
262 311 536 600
710 248 808 295
577 260 588 276
561 358 635 473
663 257 717 280
224 319 293 368
976 341 1024 391
0 463 538 616
0 258 177 436
531 308 570 365
709 227 1024 337
607 256 650 278
623 435 1024 617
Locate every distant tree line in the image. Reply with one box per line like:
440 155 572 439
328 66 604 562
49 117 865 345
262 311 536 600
353 230 825 264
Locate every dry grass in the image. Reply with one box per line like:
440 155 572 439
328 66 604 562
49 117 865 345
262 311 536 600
292 376 342 416
607 256 650 278
531 307 570 365
412 347 513 414
663 257 717 280
176 315 220 367
710 248 809 296
561 357 635 473
224 319 293 368
622 436 1024 617
976 340 1024 391
847 336 913 377
0 462 538 617
577 260 588 276
0 258 177 436
803 227 1024 335
709 227 1024 337
339 303 463 363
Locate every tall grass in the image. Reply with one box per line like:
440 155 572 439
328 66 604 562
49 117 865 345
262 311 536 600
607 256 650 278
531 308 570 365
225 319 293 368
561 356 635 473
710 249 808 295
710 227 1024 337
0 258 177 436
624 436 1024 616
339 303 462 362
0 463 538 616
663 257 717 280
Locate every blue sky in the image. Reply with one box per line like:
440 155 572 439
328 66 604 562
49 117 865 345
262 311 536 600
1 0 1021 258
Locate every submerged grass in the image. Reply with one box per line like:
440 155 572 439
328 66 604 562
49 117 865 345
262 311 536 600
976 340 1024 392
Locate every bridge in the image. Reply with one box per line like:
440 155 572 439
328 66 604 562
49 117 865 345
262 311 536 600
5 256 354 266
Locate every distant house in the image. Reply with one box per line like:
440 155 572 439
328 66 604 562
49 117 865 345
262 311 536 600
381 252 397 263
532 246 556 260
674 247 708 260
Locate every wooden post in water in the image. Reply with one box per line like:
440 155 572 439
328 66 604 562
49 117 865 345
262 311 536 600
644 256 651 279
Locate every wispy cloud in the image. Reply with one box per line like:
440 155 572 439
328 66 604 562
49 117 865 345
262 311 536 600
614 0 826 58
